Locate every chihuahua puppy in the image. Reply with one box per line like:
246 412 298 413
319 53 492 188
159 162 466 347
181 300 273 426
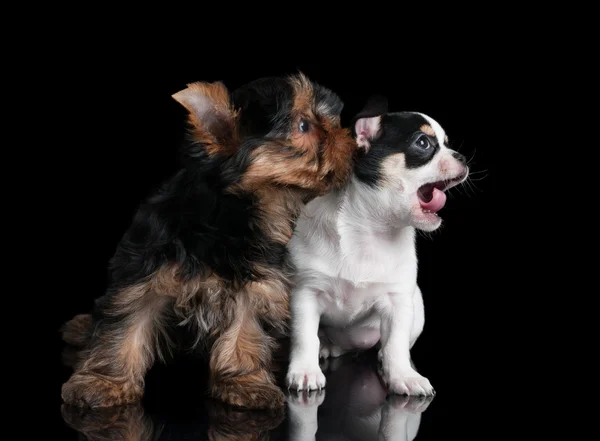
61 73 356 409
285 96 469 395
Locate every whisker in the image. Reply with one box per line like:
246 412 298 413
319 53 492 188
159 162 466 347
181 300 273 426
452 140 466 153
465 176 484 195
468 174 488 182
468 169 488 175
466 148 477 165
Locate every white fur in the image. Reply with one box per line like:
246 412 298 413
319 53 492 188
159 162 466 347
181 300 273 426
286 113 468 396
355 116 381 150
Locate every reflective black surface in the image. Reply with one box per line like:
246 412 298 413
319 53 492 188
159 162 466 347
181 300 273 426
47 30 502 440
56 349 492 440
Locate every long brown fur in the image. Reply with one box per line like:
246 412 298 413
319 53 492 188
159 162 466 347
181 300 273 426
60 73 356 410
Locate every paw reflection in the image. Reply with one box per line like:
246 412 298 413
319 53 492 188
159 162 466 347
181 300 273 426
61 396 285 441
207 397 285 441
61 403 153 441
287 353 434 441
288 389 326 407
387 394 433 413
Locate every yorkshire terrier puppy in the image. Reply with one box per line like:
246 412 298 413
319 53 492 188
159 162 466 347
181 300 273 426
60 73 356 409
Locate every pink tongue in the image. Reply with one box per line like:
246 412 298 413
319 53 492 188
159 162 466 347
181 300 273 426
420 187 447 213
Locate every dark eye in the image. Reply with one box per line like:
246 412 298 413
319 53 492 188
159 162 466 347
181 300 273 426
416 135 431 149
299 119 310 133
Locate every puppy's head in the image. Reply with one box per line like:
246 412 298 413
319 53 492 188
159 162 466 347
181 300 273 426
172 73 356 197
229 72 356 195
352 97 469 232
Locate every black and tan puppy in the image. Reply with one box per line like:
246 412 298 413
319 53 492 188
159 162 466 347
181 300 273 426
60 73 356 409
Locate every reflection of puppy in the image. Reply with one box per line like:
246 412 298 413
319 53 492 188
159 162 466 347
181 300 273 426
61 403 155 441
207 399 285 441
60 73 357 409
287 354 433 441
287 96 469 395
61 399 284 441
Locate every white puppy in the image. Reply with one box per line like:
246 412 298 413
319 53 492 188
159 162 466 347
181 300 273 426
285 96 469 395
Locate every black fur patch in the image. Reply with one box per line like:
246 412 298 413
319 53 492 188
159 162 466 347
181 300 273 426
230 77 344 140
354 112 441 187
93 75 345 325
231 77 295 138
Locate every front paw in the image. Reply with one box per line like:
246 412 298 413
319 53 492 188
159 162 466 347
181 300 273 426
62 373 142 408
379 367 434 396
286 363 326 391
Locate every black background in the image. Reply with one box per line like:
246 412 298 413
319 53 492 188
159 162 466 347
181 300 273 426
42 21 509 439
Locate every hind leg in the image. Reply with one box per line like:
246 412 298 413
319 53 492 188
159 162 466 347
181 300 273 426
61 286 171 408
318 328 346 360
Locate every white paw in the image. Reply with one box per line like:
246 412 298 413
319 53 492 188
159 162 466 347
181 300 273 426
380 367 434 396
286 364 326 391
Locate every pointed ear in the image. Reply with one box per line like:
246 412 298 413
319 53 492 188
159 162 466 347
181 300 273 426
351 94 388 152
172 81 238 156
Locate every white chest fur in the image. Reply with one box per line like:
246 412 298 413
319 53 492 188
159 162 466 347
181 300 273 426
286 179 433 396
289 184 419 325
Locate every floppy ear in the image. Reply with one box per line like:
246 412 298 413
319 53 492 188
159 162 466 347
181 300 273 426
351 94 388 152
172 81 239 156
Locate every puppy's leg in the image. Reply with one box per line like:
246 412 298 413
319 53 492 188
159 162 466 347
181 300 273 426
209 295 285 409
409 286 425 349
378 289 434 396
286 288 325 391
62 286 171 408
318 328 346 360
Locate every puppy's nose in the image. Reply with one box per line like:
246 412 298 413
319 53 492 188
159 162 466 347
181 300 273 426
452 151 467 164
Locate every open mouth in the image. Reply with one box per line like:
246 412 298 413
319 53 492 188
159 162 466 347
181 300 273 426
417 172 467 215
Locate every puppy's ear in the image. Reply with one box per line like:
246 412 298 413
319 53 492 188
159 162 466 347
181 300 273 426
172 81 239 156
351 94 388 152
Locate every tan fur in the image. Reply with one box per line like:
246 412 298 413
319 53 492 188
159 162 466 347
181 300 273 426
289 72 314 118
61 314 93 347
234 124 354 195
172 81 239 156
254 188 305 244
62 283 173 407
231 74 355 195
209 294 285 409
207 399 284 441
61 403 154 441
61 262 292 408
61 73 357 410
381 153 406 188
247 265 292 329
420 124 435 136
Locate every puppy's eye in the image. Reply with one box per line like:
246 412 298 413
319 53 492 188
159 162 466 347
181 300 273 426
416 135 431 149
299 119 310 133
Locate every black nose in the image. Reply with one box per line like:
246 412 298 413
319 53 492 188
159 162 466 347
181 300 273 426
452 151 467 164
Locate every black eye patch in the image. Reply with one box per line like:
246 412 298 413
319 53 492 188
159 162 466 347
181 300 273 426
353 113 442 186
404 132 439 169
